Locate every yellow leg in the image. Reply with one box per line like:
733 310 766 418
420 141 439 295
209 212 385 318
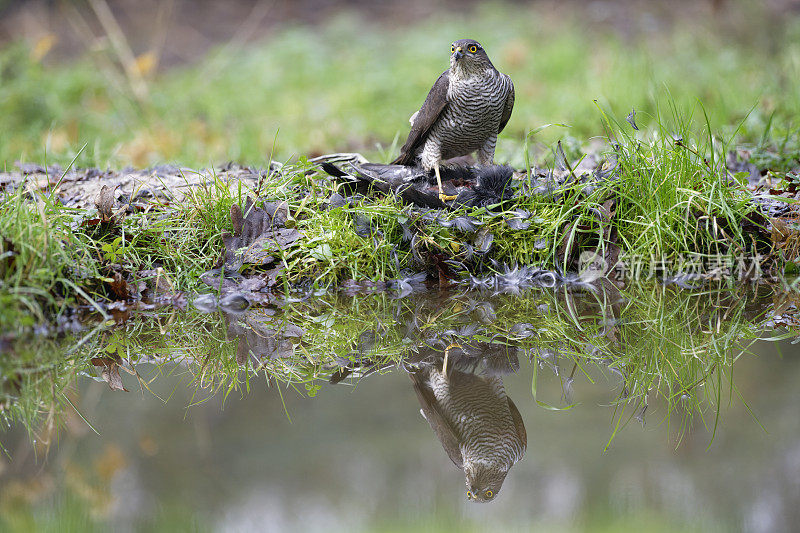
441 343 461 376
435 163 457 203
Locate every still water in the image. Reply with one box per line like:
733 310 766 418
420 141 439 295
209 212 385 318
1 285 799 532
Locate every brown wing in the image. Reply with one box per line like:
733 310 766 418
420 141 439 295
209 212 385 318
392 70 450 166
497 75 514 135
409 369 463 469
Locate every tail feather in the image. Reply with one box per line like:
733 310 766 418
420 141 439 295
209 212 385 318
392 151 416 166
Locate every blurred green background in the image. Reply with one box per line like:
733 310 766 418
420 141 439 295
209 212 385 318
1 0 799 169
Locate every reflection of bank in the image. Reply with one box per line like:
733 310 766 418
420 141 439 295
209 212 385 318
405 344 527 503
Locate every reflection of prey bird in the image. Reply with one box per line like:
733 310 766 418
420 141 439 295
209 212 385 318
408 351 527 502
392 39 515 202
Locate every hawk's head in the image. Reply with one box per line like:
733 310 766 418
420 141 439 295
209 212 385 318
450 39 493 73
465 463 507 503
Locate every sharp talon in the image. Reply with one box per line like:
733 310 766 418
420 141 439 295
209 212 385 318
433 163 457 204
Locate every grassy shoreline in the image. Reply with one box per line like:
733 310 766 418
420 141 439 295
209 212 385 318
2 279 794 448
1 105 799 334
1 2 799 334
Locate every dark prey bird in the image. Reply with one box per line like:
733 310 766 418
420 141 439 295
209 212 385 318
320 158 515 209
393 39 515 202
408 350 527 502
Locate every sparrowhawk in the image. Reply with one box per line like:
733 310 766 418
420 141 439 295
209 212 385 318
393 39 515 202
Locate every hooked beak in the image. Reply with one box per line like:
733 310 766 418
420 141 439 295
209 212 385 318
453 47 463 61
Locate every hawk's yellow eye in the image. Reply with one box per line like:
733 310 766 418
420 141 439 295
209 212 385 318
451 45 455 53
468 45 478 53
485 490 493 498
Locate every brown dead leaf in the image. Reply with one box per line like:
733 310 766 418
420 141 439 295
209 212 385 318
216 198 300 272
771 217 800 260
231 203 245 235
109 272 129 300
0 238 16 278
600 199 616 222
95 185 117 222
91 357 128 392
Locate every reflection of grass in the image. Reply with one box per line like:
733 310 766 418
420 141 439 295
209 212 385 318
606 285 766 445
0 335 86 451
1 3 799 167
2 284 793 450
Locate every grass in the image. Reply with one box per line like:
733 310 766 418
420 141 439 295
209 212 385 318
0 179 101 326
0 165 247 332
597 101 764 264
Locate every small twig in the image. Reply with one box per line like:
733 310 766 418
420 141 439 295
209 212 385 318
88 0 149 101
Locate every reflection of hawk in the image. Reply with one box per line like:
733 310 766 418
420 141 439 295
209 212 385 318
409 361 526 502
393 39 515 201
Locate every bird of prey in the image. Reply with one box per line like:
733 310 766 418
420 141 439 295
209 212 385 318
408 347 527 502
393 39 515 202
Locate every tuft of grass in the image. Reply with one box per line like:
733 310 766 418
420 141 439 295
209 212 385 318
285 194 411 287
596 100 764 263
0 183 101 330
0 166 245 331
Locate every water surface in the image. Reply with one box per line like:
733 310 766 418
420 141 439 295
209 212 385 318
1 284 799 532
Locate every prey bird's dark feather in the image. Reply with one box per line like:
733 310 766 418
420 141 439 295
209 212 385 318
320 161 516 209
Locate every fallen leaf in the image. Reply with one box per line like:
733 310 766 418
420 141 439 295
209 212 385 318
91 357 128 392
109 272 129 300
218 198 298 271
95 185 117 222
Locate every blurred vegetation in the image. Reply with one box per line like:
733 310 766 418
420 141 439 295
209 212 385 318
1 2 799 168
